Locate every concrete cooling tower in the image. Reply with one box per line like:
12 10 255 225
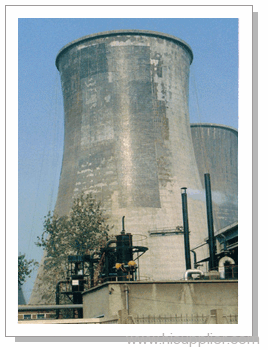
30 30 209 304
190 123 238 230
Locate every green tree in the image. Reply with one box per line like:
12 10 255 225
35 193 110 304
18 254 38 286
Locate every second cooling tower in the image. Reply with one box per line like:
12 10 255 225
54 30 208 281
191 123 238 230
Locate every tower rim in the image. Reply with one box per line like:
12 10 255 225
190 123 238 134
55 29 194 70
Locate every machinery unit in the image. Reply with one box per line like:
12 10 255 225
55 217 148 318
189 172 238 280
102 217 148 282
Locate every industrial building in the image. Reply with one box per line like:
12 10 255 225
28 30 238 323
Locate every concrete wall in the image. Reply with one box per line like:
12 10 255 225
83 281 238 319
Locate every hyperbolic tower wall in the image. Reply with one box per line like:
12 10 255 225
30 30 209 304
190 123 238 230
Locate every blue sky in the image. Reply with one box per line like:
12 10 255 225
18 17 238 302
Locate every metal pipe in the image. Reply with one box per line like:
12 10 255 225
218 256 235 279
19 304 83 311
191 250 197 269
181 187 191 270
89 252 96 288
121 216 126 235
217 233 227 252
106 239 117 247
191 241 207 250
55 280 70 318
124 284 129 314
184 269 204 280
56 280 67 306
204 173 216 270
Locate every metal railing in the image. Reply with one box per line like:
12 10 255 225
133 313 238 324
134 314 208 324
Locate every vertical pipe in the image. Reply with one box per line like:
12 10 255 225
124 284 129 314
181 187 191 270
204 173 216 270
89 261 94 288
55 280 69 319
191 250 197 269
121 216 126 235
89 252 95 288
55 282 60 319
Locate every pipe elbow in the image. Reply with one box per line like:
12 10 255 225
219 256 235 267
184 269 204 280
218 256 235 279
106 239 116 248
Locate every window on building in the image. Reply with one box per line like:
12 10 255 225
23 314 31 320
